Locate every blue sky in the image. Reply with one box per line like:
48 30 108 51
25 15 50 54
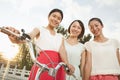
0 0 120 58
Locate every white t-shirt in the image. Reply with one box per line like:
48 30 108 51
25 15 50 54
85 39 120 75
34 27 63 53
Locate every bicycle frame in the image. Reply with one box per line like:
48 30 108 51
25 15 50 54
0 27 79 80
26 40 78 80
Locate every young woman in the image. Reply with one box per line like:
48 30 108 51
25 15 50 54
64 20 85 80
1 8 75 80
84 18 120 80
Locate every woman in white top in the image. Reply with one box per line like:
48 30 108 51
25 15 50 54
64 20 85 80
1 8 75 80
83 18 120 80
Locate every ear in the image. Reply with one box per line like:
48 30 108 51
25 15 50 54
101 25 104 28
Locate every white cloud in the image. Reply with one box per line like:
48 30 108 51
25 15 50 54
61 0 92 18
60 0 92 29
114 22 120 29
0 0 120 45
17 0 55 14
95 0 120 6
118 9 120 13
113 22 120 40
0 0 21 7
104 22 120 42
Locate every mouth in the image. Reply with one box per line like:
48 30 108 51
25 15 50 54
71 31 78 34
52 21 59 26
71 31 80 36
93 31 100 36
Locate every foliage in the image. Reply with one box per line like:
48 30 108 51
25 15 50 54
56 25 68 37
14 43 34 70
56 25 92 43
80 34 92 44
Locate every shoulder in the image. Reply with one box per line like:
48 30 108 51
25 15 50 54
39 26 46 31
56 33 64 41
109 38 120 47
78 42 84 47
56 32 63 37
110 38 119 43
78 42 86 51
84 40 93 46
33 26 45 32
108 38 119 45
36 26 48 34
83 41 94 52
34 26 46 30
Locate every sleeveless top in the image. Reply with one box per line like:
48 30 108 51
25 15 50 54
64 40 85 80
28 27 66 80
34 27 63 52
84 39 120 75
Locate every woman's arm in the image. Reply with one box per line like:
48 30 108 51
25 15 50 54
117 48 120 80
59 39 69 64
5 27 40 44
59 38 75 75
0 27 22 43
27 27 40 40
117 48 120 65
83 51 92 80
80 50 86 77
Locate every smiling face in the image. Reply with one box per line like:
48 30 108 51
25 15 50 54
69 21 82 38
48 11 62 29
89 20 103 37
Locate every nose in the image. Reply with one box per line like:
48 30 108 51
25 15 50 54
73 27 78 31
54 17 60 23
73 28 77 31
93 26 97 31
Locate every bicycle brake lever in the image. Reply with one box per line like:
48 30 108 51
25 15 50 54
64 65 70 73
19 29 31 40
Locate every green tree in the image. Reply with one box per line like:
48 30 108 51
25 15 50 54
80 34 92 44
14 43 34 70
56 26 68 37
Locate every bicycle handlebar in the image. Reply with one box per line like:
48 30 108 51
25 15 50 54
0 27 78 80
0 27 20 37
0 27 48 68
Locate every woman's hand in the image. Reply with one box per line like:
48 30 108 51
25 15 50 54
1 26 21 43
66 64 75 75
118 75 120 80
1 26 20 35
7 27 23 43
6 26 20 36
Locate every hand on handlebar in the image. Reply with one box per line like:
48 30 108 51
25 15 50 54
66 64 75 75
0 26 21 43
0 26 31 43
1 26 20 36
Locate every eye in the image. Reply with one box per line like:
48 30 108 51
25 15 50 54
52 14 61 21
89 26 92 29
52 14 56 18
77 26 81 30
95 24 98 27
72 26 75 28
57 17 61 21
